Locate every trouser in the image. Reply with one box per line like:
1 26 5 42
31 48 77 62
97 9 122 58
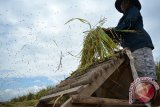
132 47 157 80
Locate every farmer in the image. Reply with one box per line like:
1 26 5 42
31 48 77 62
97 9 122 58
109 0 158 103
114 0 157 80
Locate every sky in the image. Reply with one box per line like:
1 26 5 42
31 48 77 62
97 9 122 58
0 0 160 102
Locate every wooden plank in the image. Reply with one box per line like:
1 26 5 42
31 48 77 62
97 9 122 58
125 49 139 79
57 73 89 88
95 60 133 99
76 58 125 97
71 96 145 106
61 58 125 107
39 85 84 102
48 77 92 94
36 102 56 107
61 98 82 107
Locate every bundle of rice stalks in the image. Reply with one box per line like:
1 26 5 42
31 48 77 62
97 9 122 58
79 27 119 70
66 18 121 74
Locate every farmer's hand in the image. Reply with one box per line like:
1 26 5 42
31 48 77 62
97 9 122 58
102 27 121 44
102 27 115 40
102 27 114 34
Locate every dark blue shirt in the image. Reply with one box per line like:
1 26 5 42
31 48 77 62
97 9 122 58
115 6 154 52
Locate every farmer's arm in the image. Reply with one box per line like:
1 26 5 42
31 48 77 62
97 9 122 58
115 7 140 30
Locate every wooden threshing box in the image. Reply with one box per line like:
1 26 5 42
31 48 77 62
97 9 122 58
36 52 156 107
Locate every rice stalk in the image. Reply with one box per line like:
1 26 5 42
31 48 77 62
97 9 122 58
65 18 92 29
65 18 121 74
78 27 120 71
